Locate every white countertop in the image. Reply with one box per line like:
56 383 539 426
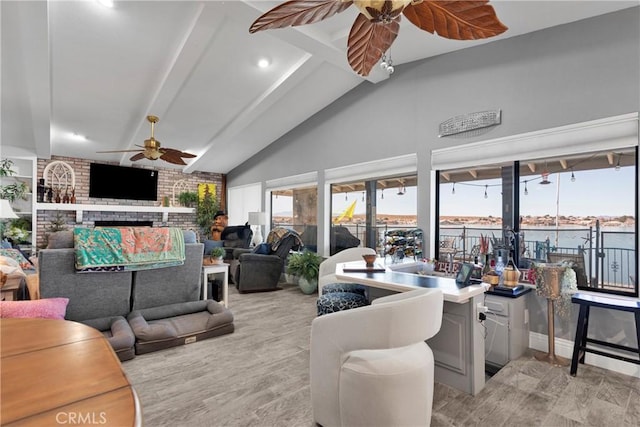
336 260 489 303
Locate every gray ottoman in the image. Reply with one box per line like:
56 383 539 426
321 282 367 297
317 291 368 316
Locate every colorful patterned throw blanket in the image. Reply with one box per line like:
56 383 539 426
74 227 185 272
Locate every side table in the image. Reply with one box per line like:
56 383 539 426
202 262 229 307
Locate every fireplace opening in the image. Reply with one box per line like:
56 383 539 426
94 221 153 227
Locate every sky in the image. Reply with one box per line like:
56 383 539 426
440 166 635 218
273 165 635 218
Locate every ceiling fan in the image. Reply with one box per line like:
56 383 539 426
249 0 508 76
98 115 196 165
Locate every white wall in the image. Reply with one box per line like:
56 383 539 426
226 8 640 351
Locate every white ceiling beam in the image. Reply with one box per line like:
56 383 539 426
232 1 387 83
9 2 51 158
119 2 219 166
185 53 321 173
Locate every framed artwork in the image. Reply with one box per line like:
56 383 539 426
198 183 216 201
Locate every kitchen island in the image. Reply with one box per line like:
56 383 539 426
336 261 489 395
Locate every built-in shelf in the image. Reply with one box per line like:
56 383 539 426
36 203 195 223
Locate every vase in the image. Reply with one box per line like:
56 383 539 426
285 274 299 285
298 277 318 295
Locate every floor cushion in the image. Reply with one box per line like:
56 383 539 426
128 300 234 354
317 292 368 316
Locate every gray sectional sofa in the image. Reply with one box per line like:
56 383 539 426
39 234 234 361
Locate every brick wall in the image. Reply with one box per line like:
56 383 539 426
36 156 224 247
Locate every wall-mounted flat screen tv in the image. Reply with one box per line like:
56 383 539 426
89 163 158 201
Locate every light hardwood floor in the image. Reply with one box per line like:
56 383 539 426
123 282 640 426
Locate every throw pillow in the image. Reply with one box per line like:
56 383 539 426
252 243 271 255
204 239 224 255
182 229 197 244
0 298 69 320
46 230 74 249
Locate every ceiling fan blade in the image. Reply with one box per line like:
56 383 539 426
249 0 352 33
130 152 147 162
403 0 507 40
347 14 399 76
161 147 197 158
97 149 145 153
159 151 187 165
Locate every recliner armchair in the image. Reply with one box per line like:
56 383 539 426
234 228 303 293
221 223 253 260
310 288 444 427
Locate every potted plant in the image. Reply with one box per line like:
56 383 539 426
3 217 32 246
0 158 28 202
196 185 220 240
209 246 226 264
285 252 304 284
178 191 198 208
293 250 323 294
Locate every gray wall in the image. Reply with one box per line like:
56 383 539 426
228 8 640 344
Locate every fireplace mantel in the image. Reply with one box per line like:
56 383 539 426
36 203 195 223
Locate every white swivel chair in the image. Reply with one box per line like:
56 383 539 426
310 288 444 427
317 247 377 295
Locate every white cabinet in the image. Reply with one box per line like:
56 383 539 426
1 156 37 254
484 289 531 373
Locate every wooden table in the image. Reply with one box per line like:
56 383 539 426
1 318 141 426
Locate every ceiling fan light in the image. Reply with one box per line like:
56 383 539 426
257 58 270 68
353 0 411 22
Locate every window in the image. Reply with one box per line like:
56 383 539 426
271 185 317 251
438 171 503 263
330 174 417 256
437 148 637 296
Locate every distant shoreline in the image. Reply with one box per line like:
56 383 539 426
274 214 635 228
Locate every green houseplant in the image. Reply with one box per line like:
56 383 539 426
0 158 28 203
209 246 226 264
289 250 323 294
178 191 198 208
285 252 304 284
197 185 219 240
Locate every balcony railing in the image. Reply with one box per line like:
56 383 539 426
440 222 635 293
272 220 635 294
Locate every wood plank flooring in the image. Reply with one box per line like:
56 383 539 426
122 282 640 426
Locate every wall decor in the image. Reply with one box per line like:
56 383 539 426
438 109 502 137
42 161 76 203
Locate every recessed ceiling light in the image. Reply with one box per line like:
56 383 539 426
257 58 270 69
68 132 88 142
96 0 114 8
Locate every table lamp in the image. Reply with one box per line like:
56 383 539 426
0 199 18 287
248 212 266 246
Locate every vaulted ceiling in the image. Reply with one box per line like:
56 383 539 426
2 1 637 173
